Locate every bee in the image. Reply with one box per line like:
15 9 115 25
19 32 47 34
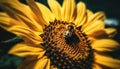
63 25 75 38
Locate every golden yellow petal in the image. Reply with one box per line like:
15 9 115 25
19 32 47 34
87 28 117 38
8 26 43 45
82 20 104 35
93 64 102 69
18 56 50 69
87 30 108 38
92 39 120 52
74 2 87 27
0 13 42 36
9 42 45 58
105 28 117 37
62 0 76 22
47 0 61 20
87 11 105 23
26 0 49 27
81 12 105 31
0 12 28 30
0 12 11 29
86 9 93 17
0 0 43 32
95 53 120 69
36 2 55 22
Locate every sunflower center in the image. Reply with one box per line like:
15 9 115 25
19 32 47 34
40 20 94 69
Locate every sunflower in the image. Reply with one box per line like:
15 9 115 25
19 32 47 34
0 0 120 69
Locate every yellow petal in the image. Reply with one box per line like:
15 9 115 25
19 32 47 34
93 64 102 69
8 26 43 45
26 0 49 27
0 12 11 29
0 12 29 30
81 12 105 30
0 13 43 36
62 0 76 22
95 53 120 69
92 39 120 52
9 42 45 58
82 20 105 35
18 56 50 69
74 2 87 27
105 28 117 37
87 11 105 23
48 0 61 20
88 28 117 38
86 9 93 17
87 30 108 38
0 0 43 33
36 2 55 22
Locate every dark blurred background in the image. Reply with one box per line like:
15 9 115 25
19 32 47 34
0 0 120 69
